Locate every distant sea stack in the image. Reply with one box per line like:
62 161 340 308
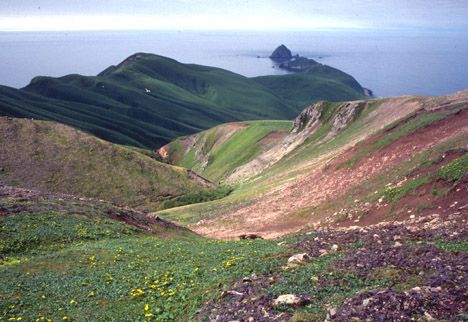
270 44 292 61
270 45 319 72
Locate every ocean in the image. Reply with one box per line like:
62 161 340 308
1 29 467 97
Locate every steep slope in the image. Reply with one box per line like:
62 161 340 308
0 117 209 210
159 120 292 182
157 90 468 238
0 53 366 148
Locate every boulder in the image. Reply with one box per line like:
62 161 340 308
273 294 310 307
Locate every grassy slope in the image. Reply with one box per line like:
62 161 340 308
0 117 206 210
253 64 367 109
0 194 286 321
166 120 292 182
0 53 366 148
1 194 465 321
157 94 468 229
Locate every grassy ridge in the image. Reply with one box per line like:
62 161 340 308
0 53 366 148
254 65 367 109
0 117 207 210
165 120 292 182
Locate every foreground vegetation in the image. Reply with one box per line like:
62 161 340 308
1 197 466 321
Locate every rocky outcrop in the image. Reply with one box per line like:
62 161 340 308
269 45 292 61
330 101 366 134
291 101 327 133
226 100 369 183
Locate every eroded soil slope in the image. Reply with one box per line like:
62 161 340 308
192 91 468 238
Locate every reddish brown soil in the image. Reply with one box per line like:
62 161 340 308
195 106 468 239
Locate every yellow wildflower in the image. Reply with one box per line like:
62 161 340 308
144 304 149 311
70 299 76 304
144 313 153 318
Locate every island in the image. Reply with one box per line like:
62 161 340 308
269 44 319 72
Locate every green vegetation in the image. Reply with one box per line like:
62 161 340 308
0 208 286 322
166 120 292 182
344 111 449 168
434 241 468 252
0 212 142 256
0 117 206 210
253 64 366 109
0 53 366 149
161 186 233 209
383 176 431 205
438 154 468 182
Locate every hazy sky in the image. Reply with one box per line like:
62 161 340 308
1 0 468 31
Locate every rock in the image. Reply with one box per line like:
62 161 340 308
273 294 310 307
362 298 372 307
393 241 403 247
287 253 310 264
221 290 244 298
239 234 263 240
326 307 337 320
424 311 436 321
330 244 339 252
269 44 292 61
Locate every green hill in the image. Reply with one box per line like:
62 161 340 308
0 53 366 148
160 120 292 182
0 117 209 210
253 64 367 108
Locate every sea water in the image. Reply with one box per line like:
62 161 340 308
1 29 467 97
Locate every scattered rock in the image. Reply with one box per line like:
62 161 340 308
326 307 337 320
239 234 263 240
287 253 310 264
221 290 244 298
273 294 310 307
330 244 339 252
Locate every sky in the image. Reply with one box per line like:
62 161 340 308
1 0 468 32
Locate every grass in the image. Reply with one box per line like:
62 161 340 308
0 53 367 149
0 209 287 322
438 153 468 182
434 241 468 252
343 111 449 168
0 237 286 322
383 175 431 206
160 186 233 210
253 64 367 109
0 117 208 211
167 120 292 182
